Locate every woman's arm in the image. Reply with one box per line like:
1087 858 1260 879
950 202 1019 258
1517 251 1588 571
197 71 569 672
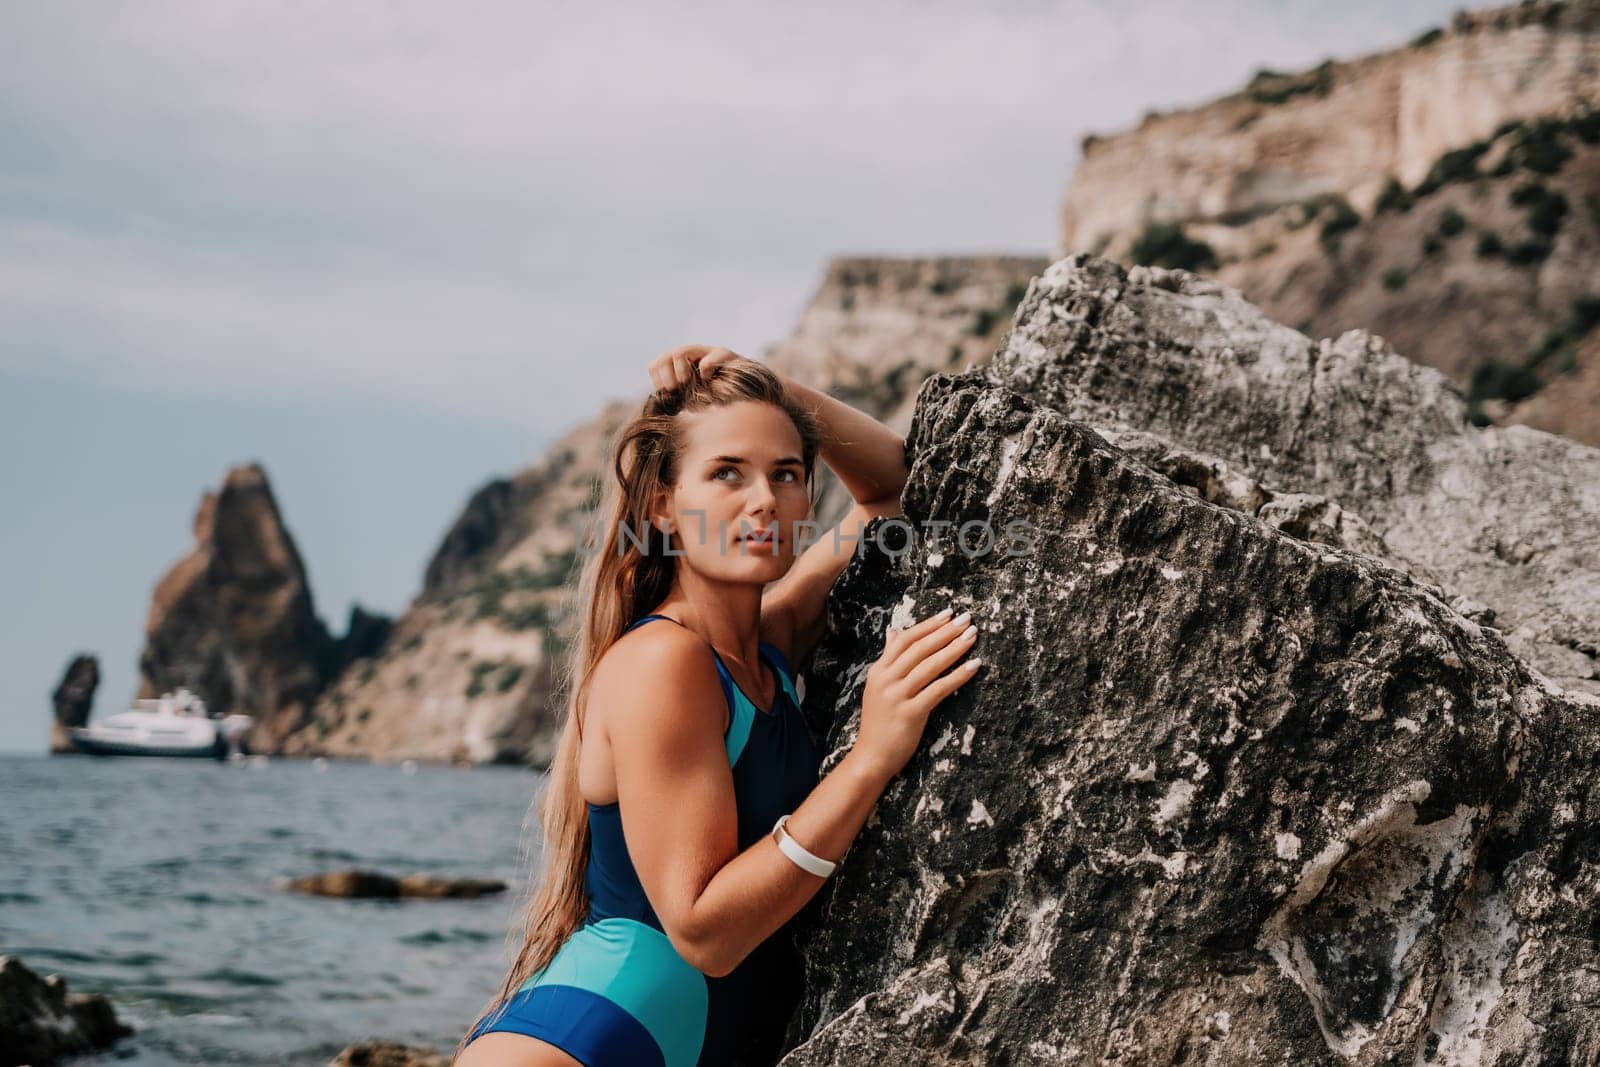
606 609 977 978
777 372 909 508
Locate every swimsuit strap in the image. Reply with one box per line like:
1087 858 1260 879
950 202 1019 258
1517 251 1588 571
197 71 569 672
623 612 679 633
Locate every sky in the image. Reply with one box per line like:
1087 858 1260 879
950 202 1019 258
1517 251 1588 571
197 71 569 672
0 0 1465 753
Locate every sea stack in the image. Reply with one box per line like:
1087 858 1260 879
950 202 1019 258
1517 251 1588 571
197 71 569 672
48 654 98 755
138 462 339 754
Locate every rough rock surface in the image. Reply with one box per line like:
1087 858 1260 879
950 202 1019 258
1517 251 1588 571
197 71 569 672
1059 0 1600 445
990 256 1600 699
138 463 377 752
780 355 1600 1063
283 256 1046 765
48 653 98 755
0 954 132 1065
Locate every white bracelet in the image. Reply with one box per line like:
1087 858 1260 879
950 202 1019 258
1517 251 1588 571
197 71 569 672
772 814 837 878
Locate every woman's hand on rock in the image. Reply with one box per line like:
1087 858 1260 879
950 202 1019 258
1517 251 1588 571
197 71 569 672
648 345 753 393
853 608 982 785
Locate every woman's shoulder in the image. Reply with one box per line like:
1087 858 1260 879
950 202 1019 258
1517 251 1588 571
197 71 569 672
591 621 725 732
597 619 711 684
591 611 796 706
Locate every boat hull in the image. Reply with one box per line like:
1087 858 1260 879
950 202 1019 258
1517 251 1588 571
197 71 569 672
67 734 229 759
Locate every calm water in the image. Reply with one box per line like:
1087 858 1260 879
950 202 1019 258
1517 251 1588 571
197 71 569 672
0 752 545 1064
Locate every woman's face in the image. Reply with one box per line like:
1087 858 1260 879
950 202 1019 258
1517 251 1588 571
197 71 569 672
655 400 811 581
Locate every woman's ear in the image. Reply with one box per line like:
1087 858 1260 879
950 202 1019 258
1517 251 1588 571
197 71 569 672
648 489 672 535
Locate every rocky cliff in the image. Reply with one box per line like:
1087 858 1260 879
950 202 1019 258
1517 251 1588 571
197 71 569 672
281 256 1047 765
283 407 627 766
779 256 1600 1064
139 463 382 753
1060 0 1600 446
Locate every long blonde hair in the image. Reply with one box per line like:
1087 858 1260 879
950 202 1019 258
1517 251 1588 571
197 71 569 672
456 360 822 1058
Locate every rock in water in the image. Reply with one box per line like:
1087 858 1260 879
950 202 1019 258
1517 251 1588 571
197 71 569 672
0 955 132 1065
394 873 507 900
49 654 98 755
282 869 405 899
329 1040 447 1066
281 869 506 900
781 267 1600 1063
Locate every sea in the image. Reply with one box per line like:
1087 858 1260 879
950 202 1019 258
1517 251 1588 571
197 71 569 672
0 751 546 1065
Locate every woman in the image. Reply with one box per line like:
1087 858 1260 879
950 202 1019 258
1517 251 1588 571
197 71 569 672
455 345 982 1066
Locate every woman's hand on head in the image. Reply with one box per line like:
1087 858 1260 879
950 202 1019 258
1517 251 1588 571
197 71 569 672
649 345 756 392
852 608 983 785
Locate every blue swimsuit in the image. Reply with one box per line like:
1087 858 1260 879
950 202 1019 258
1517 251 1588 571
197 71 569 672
465 613 822 1066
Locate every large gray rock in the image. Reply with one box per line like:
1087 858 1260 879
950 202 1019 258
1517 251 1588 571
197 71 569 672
989 256 1600 699
779 278 1600 1062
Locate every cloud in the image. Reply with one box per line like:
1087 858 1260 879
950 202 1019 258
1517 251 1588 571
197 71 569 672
0 0 1461 427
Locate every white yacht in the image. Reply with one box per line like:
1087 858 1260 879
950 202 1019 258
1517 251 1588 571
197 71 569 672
68 687 254 760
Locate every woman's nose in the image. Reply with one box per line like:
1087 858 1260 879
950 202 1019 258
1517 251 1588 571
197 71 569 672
747 477 778 510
